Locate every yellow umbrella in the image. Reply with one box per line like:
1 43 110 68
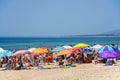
32 48 48 55
73 43 90 49
57 50 72 56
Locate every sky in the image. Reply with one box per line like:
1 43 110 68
0 0 120 37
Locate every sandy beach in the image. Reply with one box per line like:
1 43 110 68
0 61 120 80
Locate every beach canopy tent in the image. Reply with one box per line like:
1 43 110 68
98 45 117 53
13 50 31 56
0 50 13 58
57 50 72 56
99 51 120 59
73 43 90 49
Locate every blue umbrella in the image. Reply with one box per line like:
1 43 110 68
83 47 92 53
99 51 120 59
4 50 13 57
0 50 13 58
98 45 117 53
0 52 5 58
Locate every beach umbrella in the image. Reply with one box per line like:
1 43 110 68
50 46 65 52
0 48 5 57
41 46 50 49
99 51 120 59
118 48 120 52
92 44 103 51
28 48 36 52
32 48 48 56
4 50 13 57
0 48 4 52
67 48 80 53
62 45 72 49
0 52 5 58
13 50 31 56
98 45 117 53
83 47 92 53
32 48 48 53
57 50 72 56
73 43 90 49
0 50 13 57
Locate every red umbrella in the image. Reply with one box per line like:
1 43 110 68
68 48 81 53
41 46 50 49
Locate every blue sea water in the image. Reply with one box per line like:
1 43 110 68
0 37 120 50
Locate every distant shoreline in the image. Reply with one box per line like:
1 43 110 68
70 35 120 38
0 35 120 38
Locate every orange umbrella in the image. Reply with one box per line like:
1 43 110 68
32 48 48 56
57 50 72 56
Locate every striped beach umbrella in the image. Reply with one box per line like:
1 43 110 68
98 45 117 53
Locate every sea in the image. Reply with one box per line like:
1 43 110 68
0 37 120 51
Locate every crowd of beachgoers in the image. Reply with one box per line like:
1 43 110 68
0 43 120 70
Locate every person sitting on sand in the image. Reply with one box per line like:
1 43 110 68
75 53 81 63
11 56 17 69
5 57 12 69
92 54 98 64
15 55 24 70
68 56 75 65
105 58 114 66
45 53 53 65
25 56 34 67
